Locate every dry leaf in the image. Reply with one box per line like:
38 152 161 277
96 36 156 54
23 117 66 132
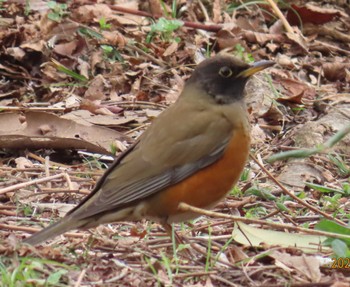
15 157 33 169
271 251 322 282
62 110 136 127
163 41 178 57
84 75 107 101
148 0 163 18
53 38 87 57
0 111 130 154
212 0 222 23
277 78 316 103
323 62 350 81
286 4 343 26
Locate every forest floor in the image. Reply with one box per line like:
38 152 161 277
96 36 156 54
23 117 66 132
0 0 350 286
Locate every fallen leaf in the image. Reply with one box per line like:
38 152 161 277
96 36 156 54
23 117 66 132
0 111 130 154
271 251 322 282
163 41 178 57
62 110 136 127
5 47 25 61
53 37 87 57
323 62 350 81
277 78 316 103
212 0 222 23
148 0 163 18
15 157 33 169
84 75 107 101
232 222 327 253
244 30 284 45
286 4 343 26
285 27 308 53
102 31 127 48
277 161 325 189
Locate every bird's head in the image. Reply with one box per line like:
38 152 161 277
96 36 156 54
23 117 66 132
187 54 274 104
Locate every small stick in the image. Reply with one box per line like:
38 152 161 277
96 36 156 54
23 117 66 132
44 156 51 189
73 269 87 287
0 173 65 195
264 0 294 34
0 223 86 239
0 106 65 112
178 203 350 240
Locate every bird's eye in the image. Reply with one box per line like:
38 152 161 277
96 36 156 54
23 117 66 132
219 66 233 78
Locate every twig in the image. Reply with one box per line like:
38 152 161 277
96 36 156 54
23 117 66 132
0 210 16 216
73 269 86 287
178 203 350 240
173 271 217 278
63 172 74 190
108 100 167 109
264 0 294 34
0 223 86 238
0 106 65 112
198 0 210 22
26 152 71 168
0 173 65 195
44 156 51 189
210 274 238 287
20 189 89 199
250 154 346 226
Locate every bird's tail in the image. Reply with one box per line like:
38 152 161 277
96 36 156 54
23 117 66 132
23 216 82 245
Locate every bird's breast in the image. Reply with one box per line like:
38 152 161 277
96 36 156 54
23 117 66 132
144 123 251 223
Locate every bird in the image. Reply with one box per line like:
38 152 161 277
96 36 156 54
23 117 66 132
24 54 274 245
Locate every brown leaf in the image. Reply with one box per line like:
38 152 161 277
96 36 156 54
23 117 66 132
285 27 308 53
271 251 321 282
227 246 248 263
102 31 127 48
163 41 178 57
21 40 46 53
148 0 163 18
77 58 90 79
323 62 350 81
277 161 325 189
84 75 107 101
62 110 135 127
244 30 285 45
130 226 147 238
40 18 79 39
212 0 222 23
53 42 76 57
303 24 350 43
287 4 343 26
73 3 143 25
0 111 130 154
5 47 25 61
277 78 316 103
261 104 285 125
73 4 113 23
15 157 33 169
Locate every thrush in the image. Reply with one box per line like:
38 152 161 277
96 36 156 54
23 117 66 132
24 54 274 245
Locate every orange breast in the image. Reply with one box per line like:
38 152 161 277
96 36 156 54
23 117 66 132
147 126 250 221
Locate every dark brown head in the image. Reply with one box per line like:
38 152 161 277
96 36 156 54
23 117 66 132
187 54 274 104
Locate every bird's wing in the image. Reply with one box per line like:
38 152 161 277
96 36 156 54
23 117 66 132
68 99 234 220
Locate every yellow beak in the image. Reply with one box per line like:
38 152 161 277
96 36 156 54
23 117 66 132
237 60 274 78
